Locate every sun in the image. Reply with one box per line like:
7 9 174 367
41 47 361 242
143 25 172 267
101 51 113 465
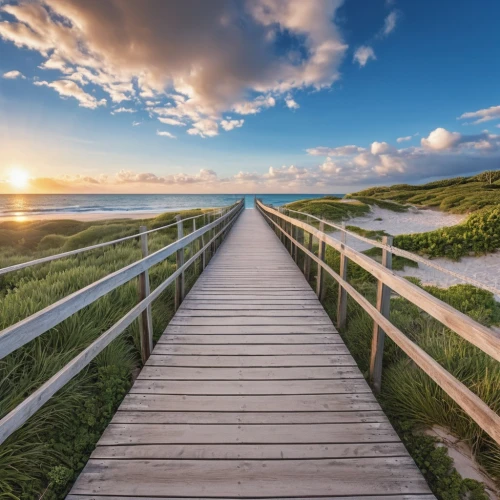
8 168 30 189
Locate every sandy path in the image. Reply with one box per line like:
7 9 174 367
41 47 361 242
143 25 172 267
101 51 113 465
328 206 500 300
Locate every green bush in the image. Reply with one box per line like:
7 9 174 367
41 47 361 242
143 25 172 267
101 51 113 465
394 207 500 259
38 234 67 250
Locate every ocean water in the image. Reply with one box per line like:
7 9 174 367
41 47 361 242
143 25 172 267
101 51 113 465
0 194 344 218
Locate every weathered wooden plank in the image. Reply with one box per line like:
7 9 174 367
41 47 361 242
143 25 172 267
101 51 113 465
68 495 436 500
153 344 350 356
146 354 357 367
99 422 399 445
179 302 324 309
91 442 408 460
174 309 331 317
70 458 431 497
138 366 363 380
164 324 337 334
157 334 342 344
129 379 372 395
111 410 389 425
119 394 380 412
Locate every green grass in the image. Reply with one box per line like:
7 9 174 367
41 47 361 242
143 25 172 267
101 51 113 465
315 248 500 495
0 208 217 499
394 207 500 260
348 170 500 214
345 196 409 212
283 196 371 221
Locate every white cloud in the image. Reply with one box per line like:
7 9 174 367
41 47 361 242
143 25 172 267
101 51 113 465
421 128 462 150
34 80 106 109
156 130 176 139
353 46 376 67
187 119 219 138
3 70 25 79
158 117 186 126
132 121 142 126
285 95 300 110
233 96 276 115
112 107 136 114
307 145 366 156
371 141 395 155
0 0 347 137
220 119 244 131
381 11 398 36
458 105 500 125
397 135 412 143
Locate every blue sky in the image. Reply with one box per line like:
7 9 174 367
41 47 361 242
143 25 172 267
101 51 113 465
0 0 499 193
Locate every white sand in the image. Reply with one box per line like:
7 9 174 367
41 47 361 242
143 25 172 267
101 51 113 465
328 206 500 299
0 211 165 222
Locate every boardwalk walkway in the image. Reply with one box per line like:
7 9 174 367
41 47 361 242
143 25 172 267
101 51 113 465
69 209 433 499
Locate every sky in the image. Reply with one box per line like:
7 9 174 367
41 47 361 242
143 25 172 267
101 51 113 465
0 0 499 194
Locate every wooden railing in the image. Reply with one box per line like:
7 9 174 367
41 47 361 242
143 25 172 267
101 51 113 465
0 199 244 444
256 199 500 446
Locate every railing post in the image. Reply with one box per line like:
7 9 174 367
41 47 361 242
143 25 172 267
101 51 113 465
201 214 206 270
192 218 197 274
369 235 393 394
294 225 302 263
337 223 348 329
316 218 326 301
138 226 153 363
174 215 185 311
304 216 312 281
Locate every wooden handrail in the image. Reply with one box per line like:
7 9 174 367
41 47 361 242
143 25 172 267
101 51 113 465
256 199 500 446
0 205 234 277
0 203 243 445
0 199 244 445
0 201 243 360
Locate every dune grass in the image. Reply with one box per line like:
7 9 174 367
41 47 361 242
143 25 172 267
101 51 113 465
304 242 500 497
348 170 500 214
0 208 215 499
284 196 371 221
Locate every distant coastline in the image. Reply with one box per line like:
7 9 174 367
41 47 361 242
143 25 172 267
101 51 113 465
0 193 345 221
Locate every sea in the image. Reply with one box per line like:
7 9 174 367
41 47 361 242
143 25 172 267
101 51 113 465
0 194 344 218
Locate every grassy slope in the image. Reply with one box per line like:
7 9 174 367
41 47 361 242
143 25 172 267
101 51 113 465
315 247 499 498
0 208 211 499
347 170 500 214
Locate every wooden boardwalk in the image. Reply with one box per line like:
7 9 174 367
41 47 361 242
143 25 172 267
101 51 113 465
69 209 433 499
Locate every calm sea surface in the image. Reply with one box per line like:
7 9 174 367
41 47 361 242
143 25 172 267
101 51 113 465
0 194 344 217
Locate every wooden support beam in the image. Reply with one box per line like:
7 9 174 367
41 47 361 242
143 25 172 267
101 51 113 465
175 215 185 311
138 226 153 363
337 223 348 330
369 235 393 394
316 218 326 301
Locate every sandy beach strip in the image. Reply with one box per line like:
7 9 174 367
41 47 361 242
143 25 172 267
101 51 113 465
0 211 166 222
329 206 500 299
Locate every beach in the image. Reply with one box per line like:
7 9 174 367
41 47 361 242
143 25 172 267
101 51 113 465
0 211 166 222
330 205 500 299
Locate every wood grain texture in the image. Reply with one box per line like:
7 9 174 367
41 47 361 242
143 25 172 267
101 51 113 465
70 209 432 498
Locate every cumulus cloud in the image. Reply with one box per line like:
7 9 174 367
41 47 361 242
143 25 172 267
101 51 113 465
458 105 500 125
34 79 106 109
285 95 300 110
220 119 244 131
156 130 176 139
353 46 376 67
397 135 412 143
371 141 395 155
3 70 25 79
0 0 348 137
187 119 219 138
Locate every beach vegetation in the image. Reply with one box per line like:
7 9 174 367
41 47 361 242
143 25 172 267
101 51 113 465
0 208 213 498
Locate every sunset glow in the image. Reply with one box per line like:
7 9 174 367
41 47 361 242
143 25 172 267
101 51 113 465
7 169 29 190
